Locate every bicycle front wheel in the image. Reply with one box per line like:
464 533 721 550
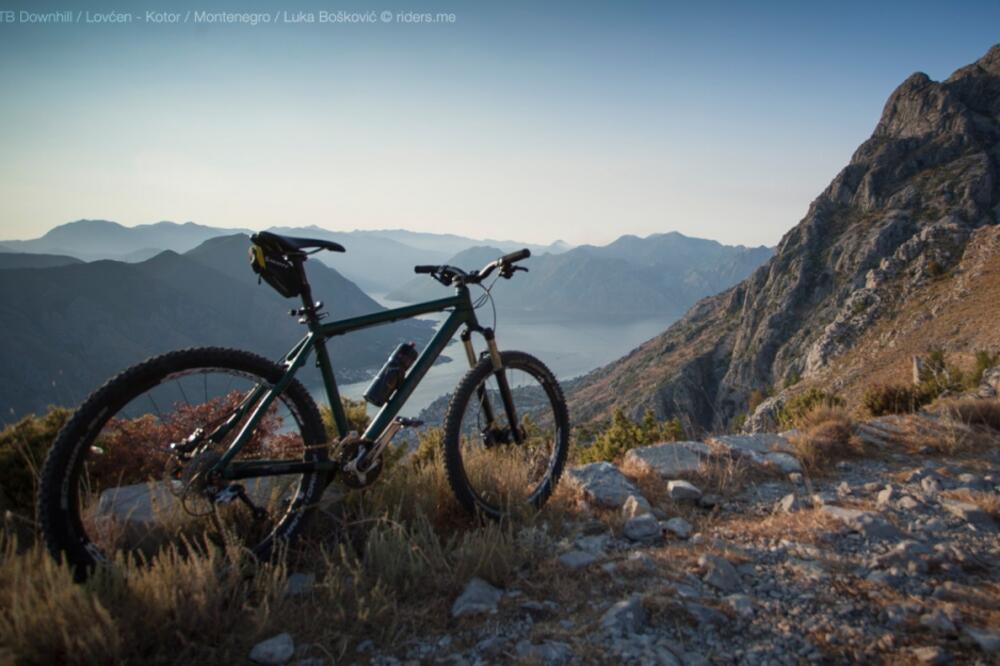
38 347 329 579
442 350 569 520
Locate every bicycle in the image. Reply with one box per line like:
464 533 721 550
38 231 570 578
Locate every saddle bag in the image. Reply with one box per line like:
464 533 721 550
249 242 304 298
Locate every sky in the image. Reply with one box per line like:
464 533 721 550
0 1 998 247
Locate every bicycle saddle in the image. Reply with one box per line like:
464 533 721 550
252 231 345 254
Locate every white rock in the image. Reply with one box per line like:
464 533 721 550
775 493 799 514
249 633 295 665
666 480 702 501
622 493 653 519
566 462 645 510
623 442 706 477
451 577 503 618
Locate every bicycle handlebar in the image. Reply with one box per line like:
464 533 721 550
501 248 531 264
413 248 531 286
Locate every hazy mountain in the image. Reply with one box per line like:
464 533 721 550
2 221 567 294
0 234 433 425
370 229 570 258
386 235 772 320
265 226 451 294
0 252 82 269
0 219 252 261
567 44 1000 432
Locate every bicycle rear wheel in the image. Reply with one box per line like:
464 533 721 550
38 347 329 579
442 350 569 520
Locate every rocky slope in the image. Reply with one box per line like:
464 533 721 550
260 406 1000 665
568 44 1000 432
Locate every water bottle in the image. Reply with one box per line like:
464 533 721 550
363 342 419 406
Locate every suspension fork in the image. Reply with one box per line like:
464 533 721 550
462 329 498 428
463 328 523 444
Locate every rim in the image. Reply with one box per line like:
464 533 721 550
454 360 562 515
67 367 314 561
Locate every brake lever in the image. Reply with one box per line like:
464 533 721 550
500 265 528 279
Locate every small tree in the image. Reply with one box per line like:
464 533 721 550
577 407 682 463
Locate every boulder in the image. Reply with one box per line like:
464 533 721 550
707 433 793 459
558 550 598 570
566 462 645 510
601 595 647 634
249 633 295 665
662 517 693 538
623 442 706 477
451 577 503 618
764 452 802 473
822 505 904 540
623 513 662 542
698 554 741 593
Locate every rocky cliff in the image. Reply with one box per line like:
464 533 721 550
568 44 1000 432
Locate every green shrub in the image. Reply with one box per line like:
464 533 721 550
776 389 845 430
783 371 802 389
321 397 371 439
748 389 768 414
861 383 934 417
409 427 444 468
0 408 71 514
576 408 682 463
970 349 1000 388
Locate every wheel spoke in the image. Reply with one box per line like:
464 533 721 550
41 350 326 576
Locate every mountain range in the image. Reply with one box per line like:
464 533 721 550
387 234 772 319
0 234 433 425
1 221 570 295
567 44 1000 433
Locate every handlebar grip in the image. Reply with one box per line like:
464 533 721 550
414 265 437 274
501 248 531 264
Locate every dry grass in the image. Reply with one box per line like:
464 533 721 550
938 397 1000 432
788 407 864 474
0 442 582 665
942 488 1000 519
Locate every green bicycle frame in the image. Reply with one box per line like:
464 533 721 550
215 285 485 481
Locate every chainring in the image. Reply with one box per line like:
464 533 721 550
338 435 383 488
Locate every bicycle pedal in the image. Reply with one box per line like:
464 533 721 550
395 417 424 428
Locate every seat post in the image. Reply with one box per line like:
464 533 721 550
293 256 321 326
